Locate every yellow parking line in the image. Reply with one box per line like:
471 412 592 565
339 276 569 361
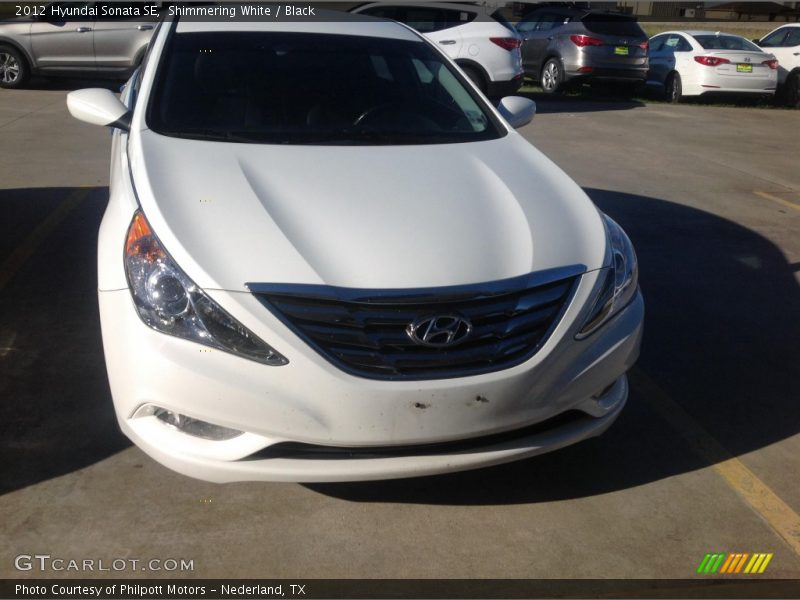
754 190 800 212
630 368 800 557
0 187 91 292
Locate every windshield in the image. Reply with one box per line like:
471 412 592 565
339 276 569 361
147 31 504 145
694 35 761 51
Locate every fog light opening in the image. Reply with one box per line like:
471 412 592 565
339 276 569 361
592 381 616 400
145 406 244 441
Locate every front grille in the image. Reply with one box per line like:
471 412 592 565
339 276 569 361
247 266 581 380
242 410 586 461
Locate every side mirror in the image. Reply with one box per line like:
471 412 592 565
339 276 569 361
67 88 131 130
752 38 761 45
497 96 536 129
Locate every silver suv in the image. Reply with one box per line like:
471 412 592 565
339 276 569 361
0 2 156 89
517 8 649 94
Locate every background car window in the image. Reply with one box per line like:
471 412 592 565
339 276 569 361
490 10 517 34
581 14 645 38
785 28 800 47
534 14 561 32
147 32 503 145
661 35 691 52
758 28 789 47
649 34 667 52
694 35 760 51
515 14 540 34
358 6 400 20
400 7 462 34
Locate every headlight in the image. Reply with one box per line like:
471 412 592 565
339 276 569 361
124 210 288 366
576 214 638 339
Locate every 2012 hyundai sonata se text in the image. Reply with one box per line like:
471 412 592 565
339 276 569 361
67 16 644 483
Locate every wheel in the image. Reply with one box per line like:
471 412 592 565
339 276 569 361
540 58 564 94
460 65 486 95
664 71 682 103
0 45 29 89
785 72 800 109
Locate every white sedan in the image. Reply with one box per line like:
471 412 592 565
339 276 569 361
647 30 778 102
66 15 643 483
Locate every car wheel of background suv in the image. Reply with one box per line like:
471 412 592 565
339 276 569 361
0 45 29 89
665 71 682 103
541 58 564 94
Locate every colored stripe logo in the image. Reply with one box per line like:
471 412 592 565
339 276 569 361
697 553 773 574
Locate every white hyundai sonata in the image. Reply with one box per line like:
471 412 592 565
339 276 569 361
647 30 778 102
67 16 643 483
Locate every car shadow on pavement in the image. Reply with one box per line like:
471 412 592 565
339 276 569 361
516 87 646 114
307 189 800 505
0 186 130 496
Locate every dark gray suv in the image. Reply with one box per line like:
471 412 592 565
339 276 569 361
517 8 649 93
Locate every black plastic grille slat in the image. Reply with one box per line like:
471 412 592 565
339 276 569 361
250 271 579 380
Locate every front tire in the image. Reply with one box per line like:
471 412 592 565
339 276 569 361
0 45 29 89
785 72 800 109
540 58 564 94
665 72 682 103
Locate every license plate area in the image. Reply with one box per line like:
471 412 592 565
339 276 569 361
737 63 753 73
614 46 629 56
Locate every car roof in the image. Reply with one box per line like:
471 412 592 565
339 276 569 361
681 30 746 37
175 10 421 42
652 30 751 38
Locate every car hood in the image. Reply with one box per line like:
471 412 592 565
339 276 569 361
130 129 607 291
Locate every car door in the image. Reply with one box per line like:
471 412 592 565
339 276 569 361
654 34 692 83
520 13 561 76
29 1 94 72
670 35 695 80
647 34 669 85
92 2 157 73
516 12 541 73
758 27 800 84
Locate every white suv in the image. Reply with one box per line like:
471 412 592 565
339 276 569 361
755 24 800 107
351 2 523 98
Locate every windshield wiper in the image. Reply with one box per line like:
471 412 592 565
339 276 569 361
156 129 269 143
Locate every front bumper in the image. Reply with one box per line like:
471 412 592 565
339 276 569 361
100 274 644 483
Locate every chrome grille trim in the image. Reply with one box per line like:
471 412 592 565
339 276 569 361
247 265 584 380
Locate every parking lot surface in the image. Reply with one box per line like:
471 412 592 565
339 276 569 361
1 83 799 580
